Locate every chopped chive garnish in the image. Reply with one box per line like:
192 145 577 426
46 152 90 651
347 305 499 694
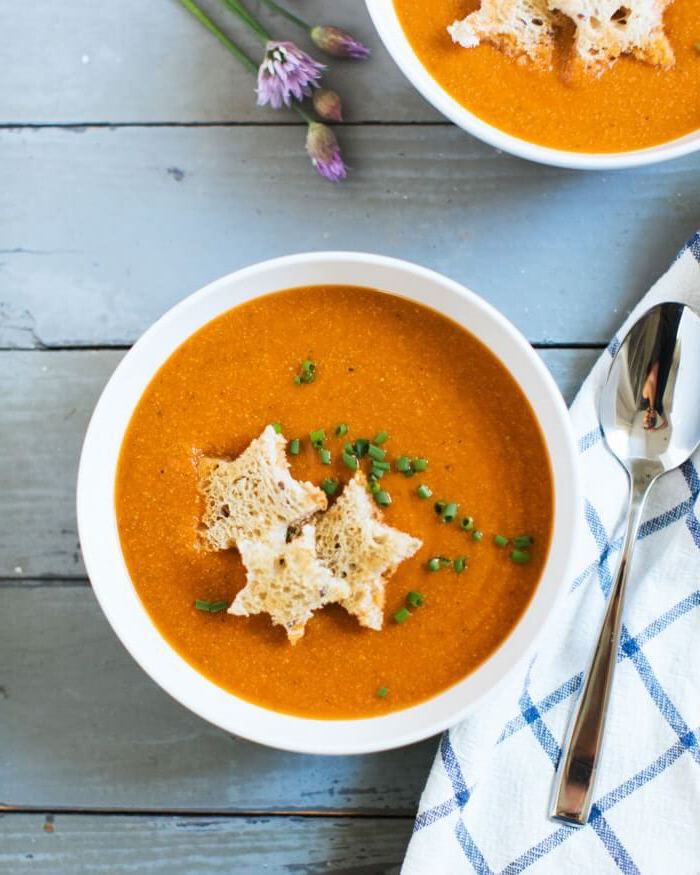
395 455 412 474
413 458 428 472
472 530 483 542
195 599 211 612
376 686 389 699
374 431 389 445
375 490 392 507
453 557 466 573
342 450 359 471
294 358 316 385
371 466 387 480
368 444 386 462
319 448 332 465
434 501 446 515
344 442 356 455
322 478 339 496
407 591 426 608
494 535 509 548
511 549 531 564
439 557 452 568
513 535 535 548
695 40 700 53
416 484 432 499
442 502 459 523
209 601 228 613
309 428 325 447
394 607 411 624
427 557 442 572
372 460 391 471
460 516 475 531
354 438 369 458
288 438 300 455
271 422 283 434
335 423 349 437
369 479 381 494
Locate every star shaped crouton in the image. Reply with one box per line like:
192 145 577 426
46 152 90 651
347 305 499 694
550 0 675 75
198 425 327 552
315 473 423 631
230 524 350 645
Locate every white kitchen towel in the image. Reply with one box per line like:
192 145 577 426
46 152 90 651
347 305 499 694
403 233 700 875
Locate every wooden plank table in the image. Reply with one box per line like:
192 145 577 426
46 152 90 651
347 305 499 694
1 1 698 871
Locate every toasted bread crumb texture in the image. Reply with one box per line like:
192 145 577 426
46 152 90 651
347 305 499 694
198 425 327 551
551 0 674 74
231 524 349 644
316 473 423 631
449 0 562 66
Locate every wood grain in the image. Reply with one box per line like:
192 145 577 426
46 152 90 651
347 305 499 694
0 348 597 578
2 127 698 350
0 813 411 874
0 0 437 124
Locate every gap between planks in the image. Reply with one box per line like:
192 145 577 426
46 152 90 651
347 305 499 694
0 807 414 820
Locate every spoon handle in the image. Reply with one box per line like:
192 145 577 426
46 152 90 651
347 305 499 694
550 478 648 825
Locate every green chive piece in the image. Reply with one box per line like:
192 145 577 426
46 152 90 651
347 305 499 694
195 599 211 612
335 423 349 437
271 422 283 434
319 448 332 465
371 466 387 480
342 451 359 471
511 549 531 564
294 358 316 385
288 438 300 455
416 484 432 499
354 438 369 458
472 530 484 542
369 479 381 494
694 40 700 53
375 490 392 507
309 428 325 447
439 557 452 568
494 534 509 548
395 455 412 474
322 478 339 496
460 516 475 531
453 557 466 573
394 607 411 624
442 502 459 523
344 442 356 455
376 686 389 699
407 591 426 608
209 601 228 613
413 458 428 472
427 557 442 572
372 460 390 471
513 535 535 548
434 501 446 515
374 431 389 445
293 375 302 385
368 444 386 462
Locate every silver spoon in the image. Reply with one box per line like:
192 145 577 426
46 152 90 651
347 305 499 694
551 301 700 826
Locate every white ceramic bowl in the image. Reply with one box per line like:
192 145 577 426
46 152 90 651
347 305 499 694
77 252 581 754
365 0 700 170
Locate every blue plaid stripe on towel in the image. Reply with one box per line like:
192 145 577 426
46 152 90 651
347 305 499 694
403 233 700 875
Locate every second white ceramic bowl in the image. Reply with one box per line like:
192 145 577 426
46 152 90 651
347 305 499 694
77 252 581 754
365 0 700 170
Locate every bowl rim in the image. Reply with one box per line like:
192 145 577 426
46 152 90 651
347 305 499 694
364 0 700 170
77 251 583 754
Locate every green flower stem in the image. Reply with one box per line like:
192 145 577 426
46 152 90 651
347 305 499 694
257 0 310 31
178 0 258 73
293 104 314 125
219 0 271 42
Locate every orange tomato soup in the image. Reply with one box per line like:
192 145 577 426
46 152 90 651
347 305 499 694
394 0 700 152
116 286 553 719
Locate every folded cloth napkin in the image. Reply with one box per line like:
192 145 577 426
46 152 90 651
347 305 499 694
403 233 700 875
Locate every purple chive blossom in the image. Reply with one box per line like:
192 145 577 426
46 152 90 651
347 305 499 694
310 26 371 60
312 88 343 122
256 41 325 109
305 123 347 183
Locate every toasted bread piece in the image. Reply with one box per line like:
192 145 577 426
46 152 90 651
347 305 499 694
198 425 327 551
448 0 563 67
551 0 674 74
315 473 422 631
230 524 350 644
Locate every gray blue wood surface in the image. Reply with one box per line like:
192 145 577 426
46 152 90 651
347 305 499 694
1 1 698 871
